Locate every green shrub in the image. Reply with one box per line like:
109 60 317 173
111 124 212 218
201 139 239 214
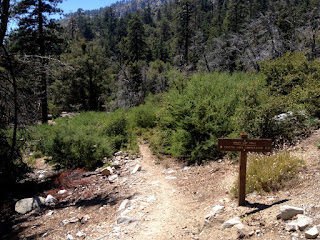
46 120 113 169
30 112 120 169
261 52 320 117
169 129 192 157
130 104 157 129
232 152 304 196
149 57 319 162
153 72 264 163
103 111 128 150
33 151 42 158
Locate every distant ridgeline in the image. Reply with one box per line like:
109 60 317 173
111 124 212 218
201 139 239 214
64 0 170 18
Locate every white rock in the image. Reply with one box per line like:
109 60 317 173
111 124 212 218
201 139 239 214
267 196 275 201
285 221 298 231
112 161 121 168
109 174 118 182
46 210 54 216
205 204 225 219
235 223 248 238
15 197 45 214
115 151 123 156
305 226 319 239
80 214 90 223
61 217 79 225
38 174 45 179
118 199 129 211
101 167 113 176
147 195 156 202
58 189 67 194
280 205 304 220
297 214 313 230
218 198 230 204
67 234 74 240
167 170 176 174
221 217 241 229
131 164 142 174
61 219 70 225
165 176 177 180
99 205 106 211
69 217 79 223
76 231 85 237
45 195 57 204
117 216 138 224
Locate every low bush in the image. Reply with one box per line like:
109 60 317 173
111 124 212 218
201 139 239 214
129 104 157 129
48 124 113 169
30 112 116 169
261 52 320 117
151 72 265 163
232 152 304 196
29 107 160 169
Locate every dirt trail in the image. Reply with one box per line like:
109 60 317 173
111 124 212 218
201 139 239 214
124 144 206 239
10 131 320 239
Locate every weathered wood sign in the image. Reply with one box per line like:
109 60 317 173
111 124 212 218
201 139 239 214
218 133 272 206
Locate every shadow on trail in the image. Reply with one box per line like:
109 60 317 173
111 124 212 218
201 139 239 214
241 199 289 217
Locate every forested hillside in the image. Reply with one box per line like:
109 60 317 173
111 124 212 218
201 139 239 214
1 0 320 181
32 0 320 111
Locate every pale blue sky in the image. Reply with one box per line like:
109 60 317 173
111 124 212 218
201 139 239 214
58 0 116 15
9 0 117 30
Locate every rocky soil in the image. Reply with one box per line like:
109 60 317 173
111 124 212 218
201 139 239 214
2 129 320 239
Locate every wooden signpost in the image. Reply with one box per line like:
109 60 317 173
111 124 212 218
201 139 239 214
218 133 272 206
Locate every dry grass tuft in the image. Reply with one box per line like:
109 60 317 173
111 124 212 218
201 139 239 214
232 152 305 196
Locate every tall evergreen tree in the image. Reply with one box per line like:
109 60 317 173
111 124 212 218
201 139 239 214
75 9 95 41
101 7 118 56
176 0 194 65
223 0 250 33
126 14 147 62
143 4 154 26
12 0 62 123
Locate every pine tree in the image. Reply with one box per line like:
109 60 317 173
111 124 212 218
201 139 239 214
75 9 95 41
12 0 63 123
126 14 147 62
176 0 194 65
53 41 110 111
101 7 118 56
211 0 227 36
143 4 154 26
223 0 250 33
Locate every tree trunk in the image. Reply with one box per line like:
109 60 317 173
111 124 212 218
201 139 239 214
38 0 48 123
185 1 190 65
0 0 10 46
